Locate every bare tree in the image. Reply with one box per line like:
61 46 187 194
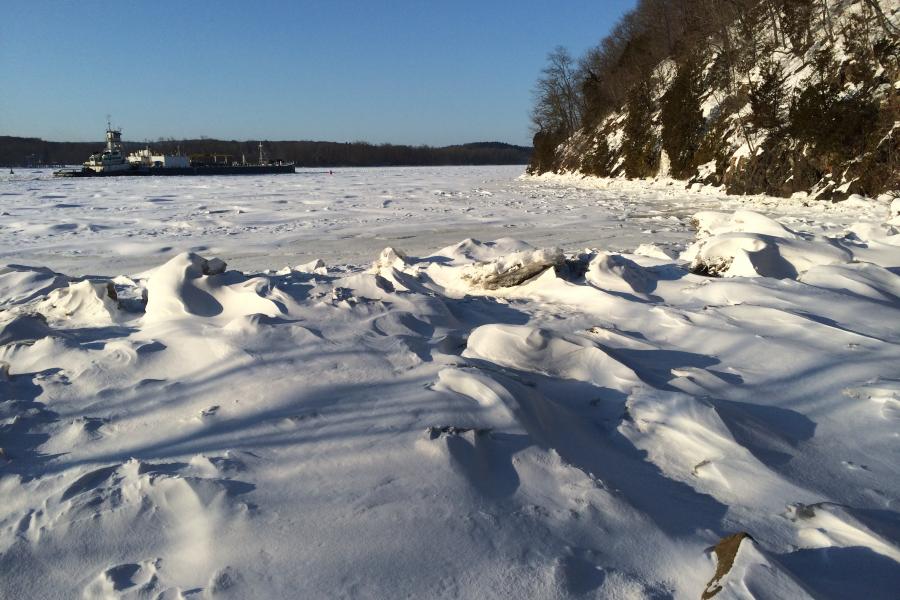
531 46 583 135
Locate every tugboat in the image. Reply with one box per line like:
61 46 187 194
54 122 295 177
80 124 132 174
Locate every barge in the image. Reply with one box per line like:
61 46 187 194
54 124 295 177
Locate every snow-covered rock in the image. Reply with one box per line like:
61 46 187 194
462 247 563 290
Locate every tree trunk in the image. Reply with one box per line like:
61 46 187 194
862 0 900 39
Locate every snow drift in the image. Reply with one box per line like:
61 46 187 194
1 172 899 598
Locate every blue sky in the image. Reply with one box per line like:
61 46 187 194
1 1 634 146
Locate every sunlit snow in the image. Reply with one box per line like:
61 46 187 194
1 166 898 598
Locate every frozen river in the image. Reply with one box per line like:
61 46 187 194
2 165 749 275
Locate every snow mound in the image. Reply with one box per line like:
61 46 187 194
35 280 119 325
844 379 900 421
39 458 255 598
683 210 852 280
464 324 637 392
0 264 68 308
844 221 899 245
701 533 811 599
586 251 657 294
684 209 860 278
462 247 563 290
223 312 284 335
784 502 900 563
799 262 900 303
0 313 55 346
144 252 282 323
691 210 800 240
620 388 803 507
434 368 511 409
434 237 538 265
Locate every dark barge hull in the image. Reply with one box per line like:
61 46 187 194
54 164 296 177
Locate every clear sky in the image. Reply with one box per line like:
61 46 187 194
1 1 634 146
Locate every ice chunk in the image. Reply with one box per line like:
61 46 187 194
204 257 227 275
372 247 407 271
462 247 563 290
634 243 676 260
295 258 328 275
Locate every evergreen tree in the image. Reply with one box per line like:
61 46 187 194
582 134 612 176
780 0 814 53
789 50 879 158
749 59 788 131
622 80 659 178
660 57 705 178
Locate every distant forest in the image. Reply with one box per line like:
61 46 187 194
0 137 532 167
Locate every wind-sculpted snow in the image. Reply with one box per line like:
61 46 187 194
1 168 899 598
682 210 853 279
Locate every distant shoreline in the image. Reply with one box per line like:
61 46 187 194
1 136 532 168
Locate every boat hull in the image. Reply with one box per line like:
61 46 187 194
54 165 296 177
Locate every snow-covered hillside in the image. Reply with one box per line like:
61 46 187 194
1 168 899 598
534 0 900 201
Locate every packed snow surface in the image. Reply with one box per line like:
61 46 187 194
1 167 899 598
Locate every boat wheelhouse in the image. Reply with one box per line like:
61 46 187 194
83 125 130 173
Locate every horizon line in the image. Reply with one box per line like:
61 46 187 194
1 133 533 149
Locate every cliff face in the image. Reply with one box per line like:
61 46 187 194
531 0 899 200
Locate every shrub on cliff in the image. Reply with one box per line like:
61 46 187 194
528 129 567 174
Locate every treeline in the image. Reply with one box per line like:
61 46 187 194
0 137 531 168
530 0 899 199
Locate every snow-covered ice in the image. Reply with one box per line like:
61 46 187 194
1 166 899 598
